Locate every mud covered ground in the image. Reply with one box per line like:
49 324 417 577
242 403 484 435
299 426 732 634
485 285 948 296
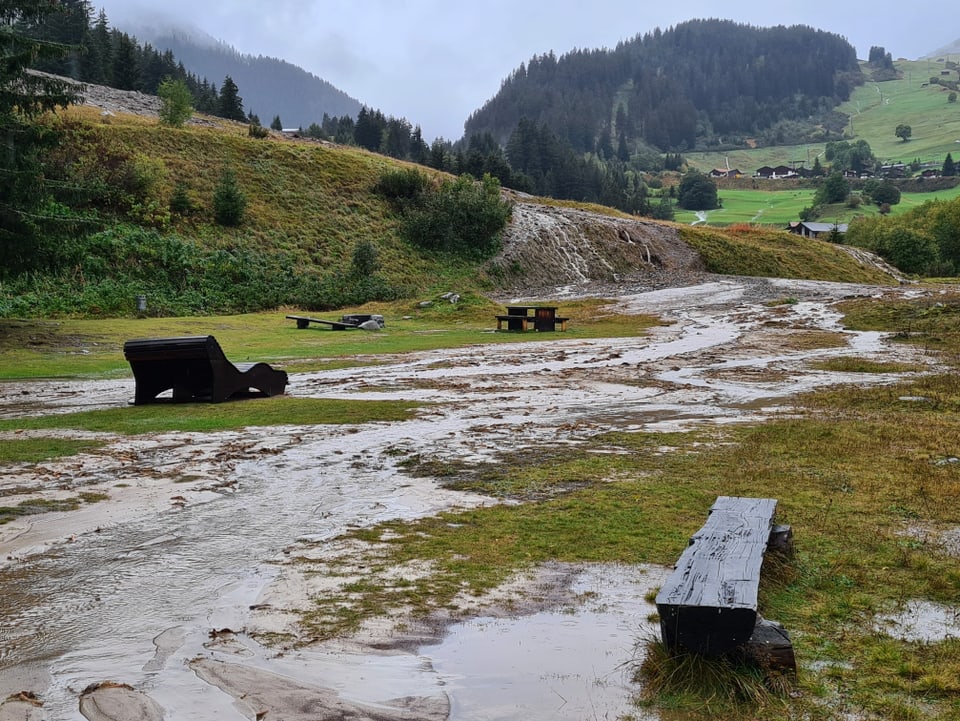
0 276 954 721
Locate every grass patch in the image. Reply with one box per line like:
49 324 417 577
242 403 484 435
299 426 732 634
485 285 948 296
0 437 106 464
0 297 660 380
809 357 924 374
677 225 894 284
636 639 789 717
0 397 422 435
0 491 108 525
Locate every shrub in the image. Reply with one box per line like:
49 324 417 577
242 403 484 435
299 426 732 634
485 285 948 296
248 123 269 139
375 167 430 207
399 173 512 259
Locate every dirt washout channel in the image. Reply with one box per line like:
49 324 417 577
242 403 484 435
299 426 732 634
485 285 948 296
0 276 946 721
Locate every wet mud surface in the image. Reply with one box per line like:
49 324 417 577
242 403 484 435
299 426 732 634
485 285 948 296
0 277 951 720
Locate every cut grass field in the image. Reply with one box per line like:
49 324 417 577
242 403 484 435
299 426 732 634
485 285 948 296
0 295 661 380
672 184 960 227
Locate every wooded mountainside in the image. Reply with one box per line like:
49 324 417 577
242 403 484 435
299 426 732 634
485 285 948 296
466 19 863 154
143 31 362 129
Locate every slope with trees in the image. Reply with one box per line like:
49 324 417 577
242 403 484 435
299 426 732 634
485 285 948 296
465 19 862 154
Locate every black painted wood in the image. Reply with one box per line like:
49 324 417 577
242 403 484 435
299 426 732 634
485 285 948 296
656 496 778 655
123 335 287 404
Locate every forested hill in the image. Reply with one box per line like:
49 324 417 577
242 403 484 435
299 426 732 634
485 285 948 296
146 31 363 128
464 19 863 154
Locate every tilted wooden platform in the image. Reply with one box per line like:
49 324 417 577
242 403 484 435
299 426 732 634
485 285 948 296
123 335 288 404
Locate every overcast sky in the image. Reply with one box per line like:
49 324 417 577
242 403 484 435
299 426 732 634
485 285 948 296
94 0 958 142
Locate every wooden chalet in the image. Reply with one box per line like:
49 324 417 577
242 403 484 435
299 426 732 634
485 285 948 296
786 221 848 239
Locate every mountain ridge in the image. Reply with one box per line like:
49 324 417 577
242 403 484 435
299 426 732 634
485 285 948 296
135 25 363 128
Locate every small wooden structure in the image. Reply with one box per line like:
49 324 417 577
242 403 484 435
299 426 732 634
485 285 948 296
123 335 288 404
656 496 795 673
495 305 568 332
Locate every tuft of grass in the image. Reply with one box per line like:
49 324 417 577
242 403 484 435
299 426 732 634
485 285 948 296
635 637 790 718
809 357 924 374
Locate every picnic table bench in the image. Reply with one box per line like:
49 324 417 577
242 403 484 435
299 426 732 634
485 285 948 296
123 335 288 404
495 305 568 332
655 496 794 671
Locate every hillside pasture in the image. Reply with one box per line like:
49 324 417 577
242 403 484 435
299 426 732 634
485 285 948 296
686 59 960 177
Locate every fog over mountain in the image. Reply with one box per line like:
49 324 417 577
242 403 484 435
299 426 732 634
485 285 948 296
137 24 363 129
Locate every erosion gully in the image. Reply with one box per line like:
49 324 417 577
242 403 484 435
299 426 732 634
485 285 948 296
0 278 936 720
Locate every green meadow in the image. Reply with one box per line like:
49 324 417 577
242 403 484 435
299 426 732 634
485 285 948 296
672 184 960 227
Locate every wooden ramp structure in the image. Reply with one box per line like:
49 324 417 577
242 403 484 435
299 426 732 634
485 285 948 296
123 335 288 404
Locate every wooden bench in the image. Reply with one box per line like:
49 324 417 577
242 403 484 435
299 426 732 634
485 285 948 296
495 314 536 331
286 314 358 330
123 335 288 404
287 314 385 330
656 496 794 668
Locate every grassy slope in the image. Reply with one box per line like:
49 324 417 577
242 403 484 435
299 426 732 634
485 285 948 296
39 105 898 313
60 106 471 292
686 60 960 173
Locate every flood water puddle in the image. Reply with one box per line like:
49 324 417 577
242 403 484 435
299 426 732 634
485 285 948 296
424 564 666 721
874 599 960 643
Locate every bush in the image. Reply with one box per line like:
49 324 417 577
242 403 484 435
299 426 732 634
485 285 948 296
399 173 512 259
375 167 430 207
157 77 193 127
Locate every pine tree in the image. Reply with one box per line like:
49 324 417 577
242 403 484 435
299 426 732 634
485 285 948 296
943 153 956 177
270 115 283 131
112 32 140 90
1 0 81 271
212 167 246 226
217 76 245 122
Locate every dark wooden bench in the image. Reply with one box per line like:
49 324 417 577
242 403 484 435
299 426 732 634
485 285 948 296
287 314 384 330
656 496 794 669
123 335 288 404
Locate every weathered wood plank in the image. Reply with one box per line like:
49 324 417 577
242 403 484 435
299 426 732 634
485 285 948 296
656 496 778 655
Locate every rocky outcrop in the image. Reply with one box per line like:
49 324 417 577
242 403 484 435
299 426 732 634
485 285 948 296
488 201 704 294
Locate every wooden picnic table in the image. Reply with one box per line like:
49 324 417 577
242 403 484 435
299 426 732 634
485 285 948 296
495 305 568 332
